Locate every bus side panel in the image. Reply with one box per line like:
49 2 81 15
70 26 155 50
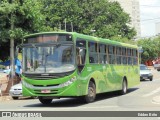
76 64 104 95
127 65 140 88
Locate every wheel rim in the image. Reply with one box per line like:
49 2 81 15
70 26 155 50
88 86 95 100
123 81 127 93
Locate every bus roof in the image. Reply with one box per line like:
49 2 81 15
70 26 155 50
24 32 138 49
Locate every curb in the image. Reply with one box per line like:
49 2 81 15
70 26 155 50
0 96 12 101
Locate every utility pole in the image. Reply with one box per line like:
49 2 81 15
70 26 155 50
5 0 15 94
138 46 143 64
59 23 61 31
65 19 66 31
10 0 15 86
71 22 73 32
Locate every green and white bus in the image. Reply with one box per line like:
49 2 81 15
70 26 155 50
21 32 140 104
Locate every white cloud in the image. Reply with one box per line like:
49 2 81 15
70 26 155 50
140 0 159 5
140 0 160 37
141 23 155 37
141 8 160 17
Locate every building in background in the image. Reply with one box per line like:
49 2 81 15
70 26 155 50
155 22 160 36
110 0 141 38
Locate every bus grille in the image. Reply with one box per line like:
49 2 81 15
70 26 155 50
22 71 73 80
23 74 59 80
33 84 59 87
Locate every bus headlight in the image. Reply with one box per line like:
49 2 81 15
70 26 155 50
22 80 33 89
59 76 77 88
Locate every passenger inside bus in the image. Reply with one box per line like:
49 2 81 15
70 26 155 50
62 49 72 63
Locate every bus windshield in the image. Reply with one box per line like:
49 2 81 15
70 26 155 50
22 44 75 73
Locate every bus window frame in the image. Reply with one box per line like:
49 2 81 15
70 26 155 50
98 43 107 64
88 41 99 64
116 46 122 65
76 39 87 65
108 45 116 64
133 49 138 65
76 38 87 73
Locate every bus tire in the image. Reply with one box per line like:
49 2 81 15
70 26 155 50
120 79 127 95
38 97 52 104
84 81 96 103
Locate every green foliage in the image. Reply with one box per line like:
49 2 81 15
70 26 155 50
137 37 160 63
0 0 52 43
110 36 136 45
0 65 5 69
0 0 53 61
0 0 137 61
41 0 136 39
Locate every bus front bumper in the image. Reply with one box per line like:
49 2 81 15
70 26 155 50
22 81 85 97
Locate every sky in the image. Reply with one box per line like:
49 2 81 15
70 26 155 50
140 0 160 37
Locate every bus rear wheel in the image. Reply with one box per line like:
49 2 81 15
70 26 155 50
84 81 96 103
120 79 127 95
38 97 52 104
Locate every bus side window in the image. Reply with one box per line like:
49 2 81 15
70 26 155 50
133 49 138 65
116 47 122 64
76 39 86 72
127 49 132 65
99 44 106 64
77 48 86 65
122 47 127 65
89 57 94 63
108 45 115 64
88 42 98 64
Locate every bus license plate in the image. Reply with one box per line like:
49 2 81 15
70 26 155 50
41 89 51 93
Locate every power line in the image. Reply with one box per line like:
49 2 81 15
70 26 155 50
141 5 160 7
141 21 158 24
141 17 160 22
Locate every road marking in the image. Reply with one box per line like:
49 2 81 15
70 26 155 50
143 87 160 97
153 78 160 81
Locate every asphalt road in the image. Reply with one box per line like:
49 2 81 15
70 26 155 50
1 80 160 111
1 68 160 120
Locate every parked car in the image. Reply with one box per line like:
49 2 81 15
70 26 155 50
154 63 160 71
9 82 36 100
9 82 22 99
140 64 153 81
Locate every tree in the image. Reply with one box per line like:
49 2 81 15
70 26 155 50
0 0 52 61
41 0 136 39
0 0 137 61
137 37 160 63
0 0 54 92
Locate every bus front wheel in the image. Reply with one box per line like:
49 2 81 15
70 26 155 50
84 81 96 103
38 97 52 104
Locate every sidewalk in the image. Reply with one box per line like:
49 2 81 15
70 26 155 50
0 72 21 101
0 95 12 101
0 73 11 101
